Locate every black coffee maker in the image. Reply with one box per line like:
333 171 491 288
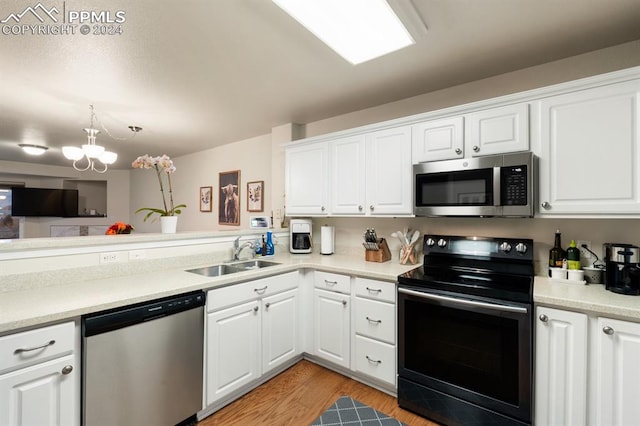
604 243 640 295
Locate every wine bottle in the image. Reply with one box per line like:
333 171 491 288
548 229 566 275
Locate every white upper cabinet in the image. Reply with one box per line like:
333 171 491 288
412 116 464 162
466 103 529 157
412 103 529 163
329 135 366 215
537 80 640 215
285 142 329 216
365 126 413 215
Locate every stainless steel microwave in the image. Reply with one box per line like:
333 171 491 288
414 152 535 217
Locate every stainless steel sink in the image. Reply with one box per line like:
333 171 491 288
185 264 241 277
228 259 280 270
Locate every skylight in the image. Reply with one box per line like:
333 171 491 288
272 0 415 65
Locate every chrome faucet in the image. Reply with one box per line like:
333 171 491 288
233 237 255 261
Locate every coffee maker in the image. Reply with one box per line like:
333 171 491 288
604 243 640 295
290 218 312 254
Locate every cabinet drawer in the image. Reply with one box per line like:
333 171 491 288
314 271 350 294
354 335 396 386
354 297 395 344
207 272 299 312
0 322 75 374
354 278 395 303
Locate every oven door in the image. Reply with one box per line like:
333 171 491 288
398 285 532 424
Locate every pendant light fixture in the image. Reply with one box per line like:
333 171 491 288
62 105 140 174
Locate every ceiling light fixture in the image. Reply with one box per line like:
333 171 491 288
19 144 49 156
272 0 416 65
62 105 141 174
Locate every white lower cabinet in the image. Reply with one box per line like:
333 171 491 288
205 272 299 407
0 321 78 426
535 306 640 426
353 278 396 387
535 306 588 426
593 316 640 426
313 288 350 369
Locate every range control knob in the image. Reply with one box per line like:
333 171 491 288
437 238 447 248
425 237 436 247
499 242 512 253
515 243 528 254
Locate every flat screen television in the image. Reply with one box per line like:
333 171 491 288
11 187 79 217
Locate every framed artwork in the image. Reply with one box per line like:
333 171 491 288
199 186 212 212
218 170 240 225
247 181 264 212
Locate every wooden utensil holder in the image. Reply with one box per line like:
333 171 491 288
365 238 391 263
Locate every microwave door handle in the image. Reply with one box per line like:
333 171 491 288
493 167 501 206
398 287 528 314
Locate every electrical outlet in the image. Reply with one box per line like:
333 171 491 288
577 240 592 259
129 250 147 260
100 251 126 264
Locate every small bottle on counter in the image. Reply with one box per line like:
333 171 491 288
262 235 267 255
548 229 566 276
255 237 262 256
567 240 581 270
265 231 275 256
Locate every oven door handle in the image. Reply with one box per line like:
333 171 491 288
398 287 528 314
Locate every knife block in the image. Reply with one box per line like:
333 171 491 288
365 238 391 263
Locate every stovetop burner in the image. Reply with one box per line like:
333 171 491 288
398 234 534 303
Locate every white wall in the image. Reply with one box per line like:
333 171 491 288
129 134 273 233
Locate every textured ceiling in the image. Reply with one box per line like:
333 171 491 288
1 0 640 169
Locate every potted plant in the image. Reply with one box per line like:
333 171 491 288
132 154 186 233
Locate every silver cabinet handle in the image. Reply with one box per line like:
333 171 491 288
253 306 259 313
321 206 326 212
358 205 363 211
254 286 268 294
366 316 382 324
473 145 480 152
539 314 549 322
366 287 382 294
541 202 551 210
342 300 347 306
265 302 271 309
324 280 338 286
366 355 382 365
369 205 374 211
455 148 462 155
61 365 73 375
14 340 55 354
603 326 615 335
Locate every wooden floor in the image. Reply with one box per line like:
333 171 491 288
198 359 438 425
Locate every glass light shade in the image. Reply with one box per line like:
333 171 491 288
82 143 105 158
19 144 48 156
62 146 85 161
99 151 118 165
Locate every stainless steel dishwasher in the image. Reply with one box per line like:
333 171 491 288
82 291 205 426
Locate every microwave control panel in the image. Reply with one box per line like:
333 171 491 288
500 165 528 206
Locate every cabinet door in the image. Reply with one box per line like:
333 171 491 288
285 142 328 215
314 289 350 368
365 126 413 215
262 289 299 373
206 300 260 405
412 116 464 163
0 355 77 426
329 135 366 215
535 306 587 426
466 103 529 157
538 81 640 214
594 317 640 426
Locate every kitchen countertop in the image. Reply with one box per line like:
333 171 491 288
3 250 640 335
0 251 419 334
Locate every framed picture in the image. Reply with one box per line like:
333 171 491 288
247 181 264 212
199 186 212 212
218 170 240 225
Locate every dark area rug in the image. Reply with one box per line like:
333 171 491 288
310 396 407 426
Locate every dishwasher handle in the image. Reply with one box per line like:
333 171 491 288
83 291 205 337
